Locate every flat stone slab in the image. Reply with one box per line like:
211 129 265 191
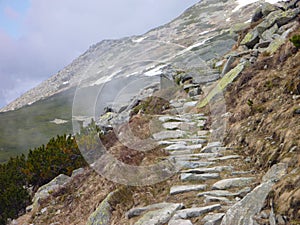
134 203 183 225
166 139 207 144
183 101 198 108
181 173 220 182
158 141 187 146
126 202 179 219
152 130 186 140
166 143 202 151
198 187 252 197
173 204 222 219
202 213 224 225
169 150 194 155
170 184 207 195
201 142 225 153
168 219 193 225
163 122 195 130
208 155 241 161
203 195 233 204
182 166 233 174
178 161 216 169
158 116 189 123
212 177 255 190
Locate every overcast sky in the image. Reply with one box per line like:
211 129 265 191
0 0 202 108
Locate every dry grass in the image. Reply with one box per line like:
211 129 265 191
224 27 300 223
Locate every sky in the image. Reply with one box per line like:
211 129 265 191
0 0 200 108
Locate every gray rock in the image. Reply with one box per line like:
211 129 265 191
159 140 187 146
241 29 260 49
181 173 220 182
71 167 85 177
170 184 207 195
189 87 202 97
168 150 194 155
220 182 273 225
126 202 180 219
261 2 279 16
261 23 278 41
201 142 223 153
165 143 202 151
173 204 221 219
208 155 241 161
221 56 236 76
26 204 33 213
276 8 300 26
254 40 271 49
168 219 193 225
198 187 252 198
170 102 184 108
152 130 186 140
212 177 255 190
220 164 288 225
179 161 215 169
183 83 200 91
134 203 183 225
33 174 71 212
162 122 183 130
183 101 198 109
277 20 298 34
204 195 232 204
182 166 233 174
87 190 117 225
262 163 288 182
158 116 188 123
202 213 224 225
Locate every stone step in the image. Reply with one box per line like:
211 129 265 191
158 141 187 146
203 195 233 205
133 203 184 225
181 173 220 182
165 143 202 151
208 155 241 161
158 116 189 123
163 139 208 145
126 202 181 219
197 187 252 198
170 184 207 195
202 213 224 225
181 166 233 174
172 204 222 220
168 150 195 156
212 177 255 190
177 161 216 169
162 122 196 130
168 219 193 225
152 130 186 140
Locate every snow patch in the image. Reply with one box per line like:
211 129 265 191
233 0 288 13
125 71 139 77
132 36 146 43
144 65 166 76
50 119 68 125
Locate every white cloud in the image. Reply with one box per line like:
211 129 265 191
0 0 199 108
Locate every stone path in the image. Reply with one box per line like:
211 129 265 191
125 97 287 225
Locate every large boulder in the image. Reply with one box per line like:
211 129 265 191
241 29 260 49
32 174 71 214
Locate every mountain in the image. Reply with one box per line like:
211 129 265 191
3 0 300 224
0 0 263 162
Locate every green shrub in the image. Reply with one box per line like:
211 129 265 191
290 34 300 49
